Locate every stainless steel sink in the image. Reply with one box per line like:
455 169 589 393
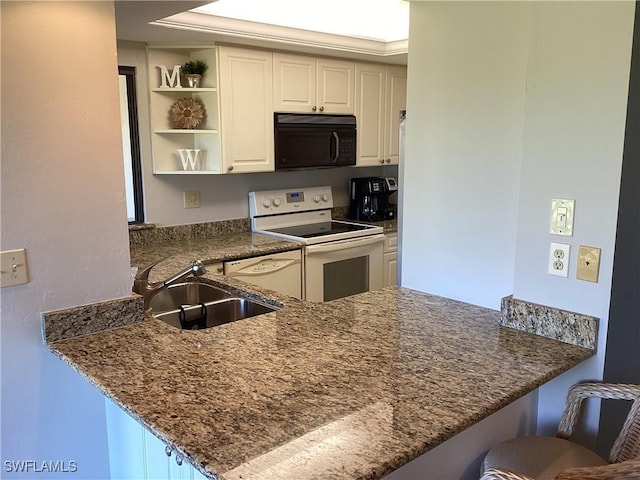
149 282 279 330
150 282 231 311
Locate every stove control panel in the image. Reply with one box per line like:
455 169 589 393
250 186 334 217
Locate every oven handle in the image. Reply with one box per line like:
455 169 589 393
305 234 385 254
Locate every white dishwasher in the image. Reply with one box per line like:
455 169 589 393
223 250 302 299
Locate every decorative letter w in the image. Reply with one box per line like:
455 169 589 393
177 149 202 170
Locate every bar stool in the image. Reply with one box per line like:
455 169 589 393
480 382 640 480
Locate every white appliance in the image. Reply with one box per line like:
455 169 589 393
249 186 384 302
397 109 406 286
223 250 302 299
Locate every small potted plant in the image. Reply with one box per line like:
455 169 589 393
181 60 208 88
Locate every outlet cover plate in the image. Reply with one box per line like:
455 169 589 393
1 249 29 287
577 245 601 283
548 242 570 277
550 198 575 236
184 191 201 209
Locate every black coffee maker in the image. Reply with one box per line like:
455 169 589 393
348 177 397 222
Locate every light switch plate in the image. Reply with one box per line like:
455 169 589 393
548 242 570 277
1 249 29 287
550 198 575 236
577 245 601 283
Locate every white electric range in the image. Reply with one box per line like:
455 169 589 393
249 186 384 302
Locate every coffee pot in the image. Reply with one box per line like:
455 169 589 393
348 177 397 222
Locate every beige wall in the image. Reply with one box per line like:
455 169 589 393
1 1 132 474
399 0 633 476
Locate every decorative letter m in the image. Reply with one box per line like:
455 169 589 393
157 65 182 88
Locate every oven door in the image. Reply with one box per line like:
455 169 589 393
304 234 384 302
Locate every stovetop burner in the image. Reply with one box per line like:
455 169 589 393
266 221 375 239
249 186 384 245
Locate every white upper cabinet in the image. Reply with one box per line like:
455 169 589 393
146 45 404 174
384 65 407 165
316 58 356 114
355 63 386 166
274 53 355 114
273 53 316 112
218 46 275 173
355 63 407 166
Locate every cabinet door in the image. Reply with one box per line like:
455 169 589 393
383 66 407 165
317 58 355 114
355 63 386 166
218 47 274 173
383 233 398 287
106 398 208 480
273 53 316 112
383 252 398 287
142 427 172 479
106 398 148 479
106 398 171 479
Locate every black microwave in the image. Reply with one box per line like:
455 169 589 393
274 113 357 170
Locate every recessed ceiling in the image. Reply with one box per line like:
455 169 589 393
193 0 409 42
115 1 408 64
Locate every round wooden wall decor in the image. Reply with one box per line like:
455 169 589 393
170 98 206 129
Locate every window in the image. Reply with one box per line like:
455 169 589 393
118 66 144 223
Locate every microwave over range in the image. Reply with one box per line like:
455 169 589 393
274 113 357 170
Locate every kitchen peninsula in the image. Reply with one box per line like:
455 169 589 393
43 273 595 480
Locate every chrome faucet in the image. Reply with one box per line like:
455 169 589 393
133 259 207 300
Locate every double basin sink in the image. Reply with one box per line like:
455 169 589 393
149 282 278 330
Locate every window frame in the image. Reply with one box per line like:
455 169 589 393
119 65 145 224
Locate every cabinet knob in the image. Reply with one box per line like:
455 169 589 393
165 446 172 457
175 455 183 466
312 106 317 112
379 159 385 164
227 165 234 171
386 158 391 163
319 106 324 112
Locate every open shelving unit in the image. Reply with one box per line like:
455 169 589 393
147 45 222 174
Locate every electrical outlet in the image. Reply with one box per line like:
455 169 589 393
1 249 29 287
184 191 200 209
548 242 570 277
577 245 601 283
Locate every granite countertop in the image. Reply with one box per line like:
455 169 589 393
364 219 398 234
344 218 397 234
45 277 594 480
129 221 395 284
331 208 398 234
130 231 303 283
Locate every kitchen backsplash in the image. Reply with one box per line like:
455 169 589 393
500 295 598 349
129 218 250 248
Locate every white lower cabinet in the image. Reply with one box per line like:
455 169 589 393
106 398 207 480
383 233 398 287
